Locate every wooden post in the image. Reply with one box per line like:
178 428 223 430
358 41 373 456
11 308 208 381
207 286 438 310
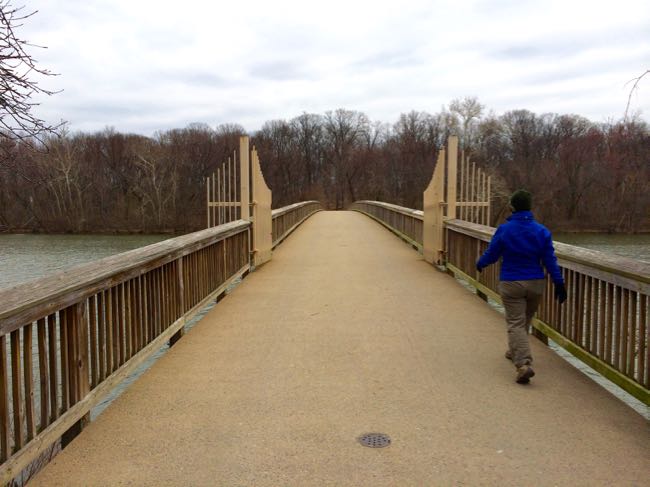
446 135 458 220
169 259 185 347
251 146 272 266
62 301 90 448
240 136 250 221
423 148 446 265
206 176 210 228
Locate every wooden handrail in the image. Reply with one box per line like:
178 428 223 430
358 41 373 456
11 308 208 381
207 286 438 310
354 200 423 220
271 200 320 219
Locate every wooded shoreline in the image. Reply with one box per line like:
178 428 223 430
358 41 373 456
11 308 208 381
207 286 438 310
1 106 648 234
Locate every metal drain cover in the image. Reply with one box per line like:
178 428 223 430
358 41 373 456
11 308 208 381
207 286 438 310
358 433 391 448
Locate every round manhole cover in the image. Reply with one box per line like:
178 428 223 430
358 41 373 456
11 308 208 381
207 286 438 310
358 433 391 448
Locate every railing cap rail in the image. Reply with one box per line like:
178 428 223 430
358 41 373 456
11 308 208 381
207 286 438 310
0 220 251 333
354 200 424 220
272 201 320 219
445 219 650 285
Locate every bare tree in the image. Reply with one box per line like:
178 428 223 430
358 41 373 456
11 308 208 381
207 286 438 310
0 1 61 155
449 96 484 151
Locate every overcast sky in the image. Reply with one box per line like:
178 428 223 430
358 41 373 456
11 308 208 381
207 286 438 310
22 0 650 135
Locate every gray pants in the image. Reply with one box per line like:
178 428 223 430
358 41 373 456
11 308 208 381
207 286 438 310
498 279 545 367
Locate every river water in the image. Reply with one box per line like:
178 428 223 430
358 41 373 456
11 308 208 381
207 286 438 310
554 233 650 263
0 234 171 290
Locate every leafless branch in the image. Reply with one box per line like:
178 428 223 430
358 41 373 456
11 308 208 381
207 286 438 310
0 0 63 158
624 69 649 121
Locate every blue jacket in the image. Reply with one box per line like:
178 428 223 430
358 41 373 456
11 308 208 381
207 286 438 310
477 211 564 284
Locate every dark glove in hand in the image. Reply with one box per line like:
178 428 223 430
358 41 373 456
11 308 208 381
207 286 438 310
555 282 567 303
476 262 484 273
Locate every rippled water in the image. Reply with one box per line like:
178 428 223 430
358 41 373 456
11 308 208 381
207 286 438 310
554 233 650 262
0 234 171 290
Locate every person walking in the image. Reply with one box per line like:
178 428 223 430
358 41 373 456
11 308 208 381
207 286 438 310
476 189 567 384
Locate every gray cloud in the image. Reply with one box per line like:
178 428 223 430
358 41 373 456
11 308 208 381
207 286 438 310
351 50 419 71
249 61 307 81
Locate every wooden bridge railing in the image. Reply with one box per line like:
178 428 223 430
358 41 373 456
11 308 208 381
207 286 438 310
350 201 423 252
351 201 650 405
0 199 321 483
0 220 251 482
272 201 321 248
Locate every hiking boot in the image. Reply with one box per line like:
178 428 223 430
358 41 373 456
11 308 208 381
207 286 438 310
505 350 512 361
516 365 535 384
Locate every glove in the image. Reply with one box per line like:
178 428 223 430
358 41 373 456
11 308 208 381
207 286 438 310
554 282 567 304
476 261 485 273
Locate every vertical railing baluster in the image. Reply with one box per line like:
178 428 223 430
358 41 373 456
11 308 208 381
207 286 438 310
10 330 23 450
0 335 9 462
47 313 58 421
23 323 35 442
37 318 49 431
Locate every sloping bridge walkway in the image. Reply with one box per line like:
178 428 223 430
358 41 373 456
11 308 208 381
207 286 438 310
33 212 649 486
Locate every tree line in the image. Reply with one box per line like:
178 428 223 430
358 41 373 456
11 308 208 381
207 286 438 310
0 99 648 234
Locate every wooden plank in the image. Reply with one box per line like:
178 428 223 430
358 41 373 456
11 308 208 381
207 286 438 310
37 318 49 431
446 136 457 220
0 335 9 462
166 265 172 329
211 174 217 225
486 177 492 225
606 283 615 365
628 292 637 378
75 301 90 403
163 266 170 329
640 294 648 387
60 309 70 412
229 154 234 222
613 287 623 371
585 276 593 352
23 324 35 442
576 273 584 346
98 291 106 382
118 284 126 366
11 329 24 450
240 136 250 221
47 314 57 421
154 269 162 337
124 281 132 361
106 288 114 373
598 280 606 359
67 306 79 408
216 167 221 225
206 176 210 228
89 295 98 388
145 273 153 344
130 277 137 353
620 288 629 374
469 158 474 222
110 284 121 373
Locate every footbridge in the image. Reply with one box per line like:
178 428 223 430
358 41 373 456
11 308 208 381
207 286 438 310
0 137 648 486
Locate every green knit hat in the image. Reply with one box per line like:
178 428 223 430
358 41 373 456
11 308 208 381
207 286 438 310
510 189 532 211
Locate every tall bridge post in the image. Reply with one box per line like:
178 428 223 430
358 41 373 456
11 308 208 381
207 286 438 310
250 144 272 267
423 148 446 265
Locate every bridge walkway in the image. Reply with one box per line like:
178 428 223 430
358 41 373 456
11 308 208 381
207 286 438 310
32 211 649 486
